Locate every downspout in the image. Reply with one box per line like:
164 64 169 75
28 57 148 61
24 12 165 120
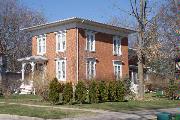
76 27 79 84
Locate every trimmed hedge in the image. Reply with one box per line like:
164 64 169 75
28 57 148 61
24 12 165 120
48 78 61 104
98 81 108 102
48 78 128 104
116 80 125 101
89 80 99 103
75 81 87 104
62 82 73 104
108 81 117 101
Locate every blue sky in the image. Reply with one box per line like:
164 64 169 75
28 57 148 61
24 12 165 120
21 0 133 23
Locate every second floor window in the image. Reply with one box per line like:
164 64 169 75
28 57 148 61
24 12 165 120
86 31 95 52
113 36 121 55
37 35 46 55
113 61 122 80
56 59 66 81
86 59 96 79
56 30 66 52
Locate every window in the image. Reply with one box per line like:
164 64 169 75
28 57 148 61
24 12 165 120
86 31 95 51
113 36 121 55
86 59 96 79
56 30 66 52
37 35 46 55
56 59 66 81
113 61 122 80
131 72 138 84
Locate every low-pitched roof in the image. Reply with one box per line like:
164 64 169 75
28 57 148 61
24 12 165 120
22 17 136 35
18 56 48 63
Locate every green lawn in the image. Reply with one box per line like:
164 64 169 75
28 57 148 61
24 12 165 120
0 104 93 119
0 94 50 105
73 99 180 112
0 94 179 112
71 93 180 112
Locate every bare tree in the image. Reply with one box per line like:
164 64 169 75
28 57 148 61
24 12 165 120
128 0 147 100
0 0 46 72
146 0 178 80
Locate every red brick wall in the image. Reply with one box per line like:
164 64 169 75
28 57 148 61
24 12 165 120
32 28 129 83
32 29 77 82
78 29 129 81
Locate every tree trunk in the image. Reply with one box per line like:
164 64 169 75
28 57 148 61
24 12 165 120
137 0 145 100
138 50 144 100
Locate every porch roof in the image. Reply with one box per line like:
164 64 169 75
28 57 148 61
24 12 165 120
18 55 48 63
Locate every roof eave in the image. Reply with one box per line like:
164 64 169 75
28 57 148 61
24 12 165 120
22 17 136 34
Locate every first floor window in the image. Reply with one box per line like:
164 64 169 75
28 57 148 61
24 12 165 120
131 71 138 84
113 36 121 55
86 59 96 79
56 59 66 81
113 61 122 80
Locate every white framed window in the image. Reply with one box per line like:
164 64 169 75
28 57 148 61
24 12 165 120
86 31 95 52
86 59 96 79
113 36 121 55
56 30 66 52
37 35 46 55
113 61 122 80
56 59 66 81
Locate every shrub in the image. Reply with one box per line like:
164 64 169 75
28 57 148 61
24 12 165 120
107 81 116 101
33 73 52 101
123 77 131 95
116 80 125 101
63 82 73 104
167 80 179 100
48 78 61 104
88 80 99 103
75 81 87 104
98 81 108 102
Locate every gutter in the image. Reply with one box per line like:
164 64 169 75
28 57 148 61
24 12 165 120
76 27 79 84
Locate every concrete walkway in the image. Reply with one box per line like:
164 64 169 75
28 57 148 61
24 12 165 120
0 102 180 120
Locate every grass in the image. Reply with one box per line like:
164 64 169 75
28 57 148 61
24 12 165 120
0 104 92 119
71 93 180 112
0 93 179 112
73 99 180 112
0 94 50 105
70 93 180 112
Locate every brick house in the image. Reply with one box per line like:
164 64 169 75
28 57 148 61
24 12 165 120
18 17 134 85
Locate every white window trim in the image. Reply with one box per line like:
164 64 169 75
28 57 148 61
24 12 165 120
113 36 122 56
86 58 96 80
37 34 46 55
56 30 66 52
56 58 66 81
85 31 95 52
113 60 122 80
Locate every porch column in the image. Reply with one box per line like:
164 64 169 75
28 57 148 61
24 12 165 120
21 62 26 81
131 71 134 84
30 62 35 80
42 62 47 81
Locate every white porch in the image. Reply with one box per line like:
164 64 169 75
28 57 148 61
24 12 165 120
17 55 48 94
